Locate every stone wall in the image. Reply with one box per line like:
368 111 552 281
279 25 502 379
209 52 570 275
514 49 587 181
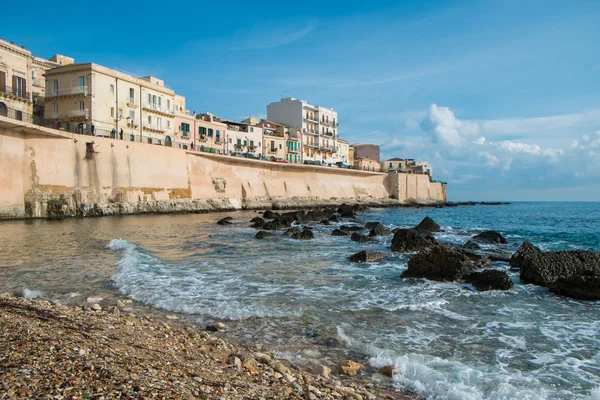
0 117 447 219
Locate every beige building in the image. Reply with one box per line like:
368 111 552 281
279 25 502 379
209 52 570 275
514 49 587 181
225 118 263 157
44 63 179 145
337 139 350 165
257 120 287 161
173 94 196 150
0 39 68 123
196 113 227 154
286 129 302 164
381 158 432 176
353 143 380 162
355 157 381 172
348 145 354 166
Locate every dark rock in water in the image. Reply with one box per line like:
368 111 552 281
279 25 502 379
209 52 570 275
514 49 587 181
283 227 302 237
306 209 333 222
320 219 331 226
263 210 277 219
205 325 219 332
364 222 381 230
328 215 341 223
391 229 437 252
456 248 493 269
368 223 392 237
349 249 389 263
291 229 314 240
520 250 600 286
263 220 288 230
473 231 507 244
463 240 481 250
415 217 441 233
401 245 473 281
217 218 233 225
340 225 364 232
510 241 542 269
223 216 233 221
550 274 600 300
488 253 512 263
331 229 349 236
338 204 356 218
466 270 514 291
350 233 372 243
255 231 279 239
250 217 266 228
323 337 339 347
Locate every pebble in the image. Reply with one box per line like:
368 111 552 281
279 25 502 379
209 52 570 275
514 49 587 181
91 304 102 311
165 315 178 320
216 322 226 330
87 296 103 303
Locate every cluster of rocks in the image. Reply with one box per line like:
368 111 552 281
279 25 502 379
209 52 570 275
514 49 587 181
0 294 417 400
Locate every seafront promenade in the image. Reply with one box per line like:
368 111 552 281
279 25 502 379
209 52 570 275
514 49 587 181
0 116 446 220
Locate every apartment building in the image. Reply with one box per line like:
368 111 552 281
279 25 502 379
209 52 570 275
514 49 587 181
355 157 381 172
267 97 340 164
196 113 227 154
44 63 178 145
173 94 196 150
0 39 67 122
286 129 302 164
348 145 354 166
337 139 350 165
224 119 263 157
257 120 287 161
381 158 433 176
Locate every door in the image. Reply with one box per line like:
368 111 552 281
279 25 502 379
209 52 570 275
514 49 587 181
0 102 7 117
0 71 5 93
165 136 172 147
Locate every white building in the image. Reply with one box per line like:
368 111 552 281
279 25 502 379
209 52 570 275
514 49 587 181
267 97 342 164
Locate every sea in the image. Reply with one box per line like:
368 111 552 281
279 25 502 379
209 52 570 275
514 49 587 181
1 202 599 400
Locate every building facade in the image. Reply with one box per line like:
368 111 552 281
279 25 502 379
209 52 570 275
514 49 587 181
224 120 263 157
173 94 196 150
353 143 380 163
337 139 350 165
257 120 287 161
286 129 302 164
44 63 178 145
195 113 226 154
380 158 432 176
355 157 381 172
0 39 68 123
267 97 340 165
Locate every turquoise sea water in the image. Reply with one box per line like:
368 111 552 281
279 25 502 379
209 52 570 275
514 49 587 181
1 202 599 399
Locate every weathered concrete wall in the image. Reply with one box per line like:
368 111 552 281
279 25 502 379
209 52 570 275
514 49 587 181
0 117 446 219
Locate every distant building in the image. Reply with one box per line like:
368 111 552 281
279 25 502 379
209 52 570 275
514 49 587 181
352 144 380 163
172 94 196 150
44 63 180 145
267 97 340 164
224 119 262 157
194 113 227 154
355 157 381 172
286 128 302 164
381 158 432 176
348 145 354 166
337 139 350 165
0 38 69 123
257 119 287 161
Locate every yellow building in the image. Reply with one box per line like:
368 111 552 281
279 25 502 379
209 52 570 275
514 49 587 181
44 63 180 145
348 145 354 166
258 120 287 161
0 39 67 122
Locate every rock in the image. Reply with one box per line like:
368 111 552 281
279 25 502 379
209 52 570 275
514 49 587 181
328 215 341 223
414 217 441 232
291 229 314 240
463 240 481 250
401 245 474 281
255 231 279 239
364 222 381 230
340 225 364 232
227 356 242 369
473 230 507 244
250 217 266 228
390 229 437 252
488 253 512 263
510 241 542 269
91 303 102 311
243 362 259 374
283 227 302 237
312 364 331 379
339 360 365 376
217 218 233 225
87 296 103 303
349 249 389 263
263 210 277 219
116 300 125 308
254 352 271 363
549 274 600 300
263 220 288 230
380 366 394 377
350 233 372 243
520 250 600 286
331 229 349 236
222 216 233 221
368 223 392 237
466 270 514 291
320 219 331 225
205 325 219 332
216 322 226 330
338 204 356 218
323 337 339 347
165 315 178 320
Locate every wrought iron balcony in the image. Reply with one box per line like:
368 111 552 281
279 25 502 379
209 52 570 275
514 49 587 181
0 85 31 101
46 86 88 98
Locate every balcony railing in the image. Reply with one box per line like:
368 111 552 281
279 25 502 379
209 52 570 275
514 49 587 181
304 115 319 123
126 97 138 107
302 128 318 135
32 78 45 88
0 85 31 101
47 86 88 97
0 105 43 125
143 103 173 115
67 109 89 118
268 148 278 154
143 123 165 132
305 142 319 149
321 119 333 126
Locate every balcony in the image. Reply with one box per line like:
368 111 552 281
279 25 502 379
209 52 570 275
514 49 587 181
126 97 138 107
302 128 318 135
321 119 333 126
303 115 319 123
32 78 45 88
143 123 165 133
0 85 31 102
305 142 319 149
65 109 89 120
323 130 335 137
46 86 88 99
268 148 278 154
143 102 173 116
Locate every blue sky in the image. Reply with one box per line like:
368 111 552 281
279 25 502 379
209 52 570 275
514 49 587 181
4 0 600 201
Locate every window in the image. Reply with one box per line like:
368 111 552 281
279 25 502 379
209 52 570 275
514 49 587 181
31 70 36 80
14 77 25 97
279 144 282 150
249 140 254 147
166 99 170 111
16 110 23 121
129 110 135 122
79 100 85 110
147 93 151 104
181 123 190 137
389 162 393 168
244 140 247 146
130 88 135 99
110 107 115 118
119 109 123 118
229 138 232 143
216 130 220 142
208 128 213 137
249 127 254 132
110 84 114 94
78 76 85 87
53 104 58 115
157 117 162 130
166 120 170 128
147 138 152 144
52 80 58 95
199 127 207 136
237 138 241 145
158 97 162 110
147 115 152 125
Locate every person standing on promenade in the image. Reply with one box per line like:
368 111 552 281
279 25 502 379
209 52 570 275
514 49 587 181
91 124 95 136
119 129 123 140
111 128 116 139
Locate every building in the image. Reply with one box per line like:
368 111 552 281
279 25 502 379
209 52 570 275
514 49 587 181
195 113 227 154
267 97 339 165
286 129 302 164
0 39 68 123
337 139 350 165
353 143 380 163
172 94 196 150
355 157 381 172
224 119 263 157
348 145 354 166
44 63 178 145
381 158 433 176
257 120 287 161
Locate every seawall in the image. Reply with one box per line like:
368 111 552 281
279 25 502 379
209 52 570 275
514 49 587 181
0 117 446 219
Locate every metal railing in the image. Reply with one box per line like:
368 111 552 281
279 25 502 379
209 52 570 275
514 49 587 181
126 97 138 106
0 105 43 125
68 109 89 118
32 78 45 88
0 85 31 101
304 115 319 122
47 86 88 97
302 128 318 135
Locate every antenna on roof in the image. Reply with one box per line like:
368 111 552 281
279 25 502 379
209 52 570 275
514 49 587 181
281 89 290 99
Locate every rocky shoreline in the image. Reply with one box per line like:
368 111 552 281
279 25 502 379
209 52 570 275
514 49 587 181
0 294 419 400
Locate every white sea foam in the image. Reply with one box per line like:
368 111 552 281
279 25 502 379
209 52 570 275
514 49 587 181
21 288 43 299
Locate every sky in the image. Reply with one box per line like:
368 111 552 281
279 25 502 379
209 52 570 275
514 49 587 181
3 0 600 201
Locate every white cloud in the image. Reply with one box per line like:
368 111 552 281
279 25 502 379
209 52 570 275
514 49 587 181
228 20 316 50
